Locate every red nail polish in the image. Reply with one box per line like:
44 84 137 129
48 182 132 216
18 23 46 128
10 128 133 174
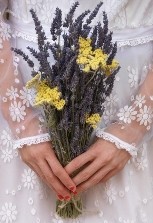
69 186 76 192
64 196 71 201
73 191 78 195
57 194 64 200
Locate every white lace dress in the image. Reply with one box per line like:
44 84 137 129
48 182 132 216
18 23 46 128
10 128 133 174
1 0 153 222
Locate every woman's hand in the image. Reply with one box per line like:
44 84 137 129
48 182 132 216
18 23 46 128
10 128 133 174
19 142 76 201
65 138 131 193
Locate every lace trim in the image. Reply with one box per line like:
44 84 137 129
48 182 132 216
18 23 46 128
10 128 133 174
10 26 153 47
116 35 153 47
95 128 138 157
13 133 51 149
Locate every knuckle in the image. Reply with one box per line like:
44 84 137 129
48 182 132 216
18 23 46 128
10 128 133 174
116 163 123 170
81 172 90 181
111 160 117 169
91 177 98 185
46 174 55 183
52 168 62 176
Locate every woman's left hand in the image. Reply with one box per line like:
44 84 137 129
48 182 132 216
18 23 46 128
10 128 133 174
65 138 131 193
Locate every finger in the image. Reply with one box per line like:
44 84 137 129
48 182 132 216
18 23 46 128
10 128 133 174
72 159 104 186
77 165 111 193
46 155 76 193
100 168 119 183
37 160 71 199
65 151 94 176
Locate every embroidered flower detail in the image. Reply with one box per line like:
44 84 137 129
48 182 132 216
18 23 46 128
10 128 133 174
1 149 13 163
127 66 138 88
0 130 13 148
103 108 117 124
104 93 118 108
134 94 146 108
0 21 11 40
22 168 37 190
134 157 148 170
137 105 153 129
20 87 35 107
6 87 19 101
0 202 17 222
117 105 137 124
9 101 26 122
104 183 117 204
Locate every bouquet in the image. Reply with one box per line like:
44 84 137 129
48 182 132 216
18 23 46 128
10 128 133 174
13 1 120 219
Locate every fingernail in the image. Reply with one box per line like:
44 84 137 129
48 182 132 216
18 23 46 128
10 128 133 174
69 186 76 192
64 196 71 201
73 191 78 195
57 194 64 201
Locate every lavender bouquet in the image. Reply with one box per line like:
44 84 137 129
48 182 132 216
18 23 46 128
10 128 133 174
12 1 120 219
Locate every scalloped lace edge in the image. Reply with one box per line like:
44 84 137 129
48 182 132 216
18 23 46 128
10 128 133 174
95 128 138 157
13 133 51 149
10 25 153 47
117 35 153 47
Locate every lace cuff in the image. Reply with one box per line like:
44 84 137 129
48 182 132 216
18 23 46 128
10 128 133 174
13 133 51 149
95 127 138 157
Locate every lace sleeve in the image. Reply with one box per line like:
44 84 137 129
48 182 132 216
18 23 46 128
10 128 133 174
0 2 50 149
96 65 153 157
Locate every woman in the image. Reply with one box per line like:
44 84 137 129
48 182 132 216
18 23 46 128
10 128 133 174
0 0 153 222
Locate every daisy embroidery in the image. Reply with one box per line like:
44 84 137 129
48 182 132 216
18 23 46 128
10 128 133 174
6 87 19 101
127 66 138 88
22 168 37 190
0 203 17 223
134 94 146 108
137 105 153 128
9 101 26 122
20 87 35 107
0 21 11 41
1 149 13 163
117 105 137 124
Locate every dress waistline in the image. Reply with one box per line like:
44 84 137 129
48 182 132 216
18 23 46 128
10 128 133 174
10 18 153 47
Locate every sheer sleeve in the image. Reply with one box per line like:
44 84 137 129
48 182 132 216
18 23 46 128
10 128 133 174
94 42 153 157
0 1 50 149
96 65 153 157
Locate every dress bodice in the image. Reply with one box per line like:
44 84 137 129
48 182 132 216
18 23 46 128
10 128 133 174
5 0 153 30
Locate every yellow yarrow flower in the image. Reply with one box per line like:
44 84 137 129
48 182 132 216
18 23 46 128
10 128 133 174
26 78 65 110
86 113 101 129
77 37 119 75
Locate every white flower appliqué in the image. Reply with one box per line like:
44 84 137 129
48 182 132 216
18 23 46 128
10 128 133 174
9 101 26 122
117 105 137 124
0 203 17 223
6 87 19 101
137 105 153 129
0 130 13 148
134 94 146 108
127 66 138 88
104 183 117 204
1 149 13 163
22 168 37 190
20 87 35 107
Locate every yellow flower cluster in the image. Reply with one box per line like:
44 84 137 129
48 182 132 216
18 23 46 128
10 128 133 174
26 75 65 110
77 37 119 75
86 113 101 129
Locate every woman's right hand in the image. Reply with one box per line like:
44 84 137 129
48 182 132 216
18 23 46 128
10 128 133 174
19 141 76 201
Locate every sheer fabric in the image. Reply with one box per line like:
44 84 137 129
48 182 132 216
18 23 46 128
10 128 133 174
96 59 153 157
0 0 50 149
0 0 153 222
